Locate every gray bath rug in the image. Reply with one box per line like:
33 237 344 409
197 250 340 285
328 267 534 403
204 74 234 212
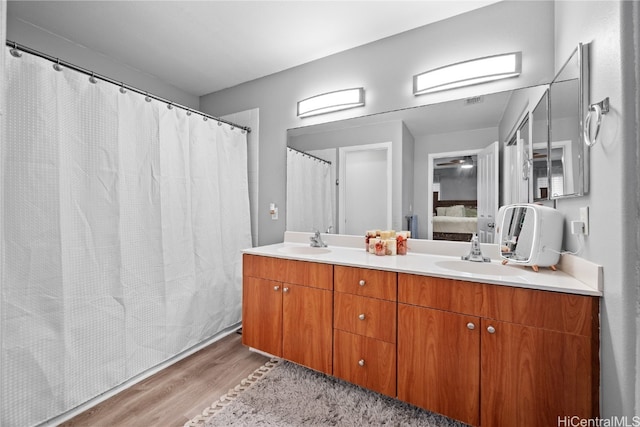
187 359 468 427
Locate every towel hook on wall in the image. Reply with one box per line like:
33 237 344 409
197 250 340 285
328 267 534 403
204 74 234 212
584 97 609 147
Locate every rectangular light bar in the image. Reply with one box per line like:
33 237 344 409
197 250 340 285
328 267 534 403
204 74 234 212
413 52 522 95
297 87 365 118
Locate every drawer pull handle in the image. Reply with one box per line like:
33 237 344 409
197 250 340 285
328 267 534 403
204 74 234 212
359 279 366 286
358 359 365 367
487 325 496 334
283 287 289 293
466 322 475 330
358 313 366 321
273 285 280 291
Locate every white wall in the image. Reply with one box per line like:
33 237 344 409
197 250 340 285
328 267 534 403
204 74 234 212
553 0 638 418
200 0 555 246
6 13 199 109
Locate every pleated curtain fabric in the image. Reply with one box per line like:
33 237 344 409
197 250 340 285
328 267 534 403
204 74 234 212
286 148 333 233
1 49 252 427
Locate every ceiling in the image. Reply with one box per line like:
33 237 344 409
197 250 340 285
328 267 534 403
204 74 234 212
7 1 500 97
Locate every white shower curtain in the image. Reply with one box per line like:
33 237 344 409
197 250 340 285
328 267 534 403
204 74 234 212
286 148 333 233
1 49 252 427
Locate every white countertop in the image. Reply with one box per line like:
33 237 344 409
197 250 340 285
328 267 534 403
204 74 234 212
243 233 602 297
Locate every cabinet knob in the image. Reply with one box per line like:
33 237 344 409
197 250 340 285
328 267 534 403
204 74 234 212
358 359 365 367
466 322 475 330
359 279 366 287
273 285 280 291
358 313 366 321
487 325 496 334
283 287 289 293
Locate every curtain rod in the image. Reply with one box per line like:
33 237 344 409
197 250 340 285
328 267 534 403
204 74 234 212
287 147 332 165
5 40 251 134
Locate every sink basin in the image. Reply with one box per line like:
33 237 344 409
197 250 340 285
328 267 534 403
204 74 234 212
277 246 331 255
435 260 520 276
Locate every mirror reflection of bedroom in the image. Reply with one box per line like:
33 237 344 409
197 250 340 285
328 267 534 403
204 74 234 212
432 154 478 242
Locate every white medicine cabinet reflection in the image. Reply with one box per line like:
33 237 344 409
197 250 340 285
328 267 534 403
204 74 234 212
504 42 590 203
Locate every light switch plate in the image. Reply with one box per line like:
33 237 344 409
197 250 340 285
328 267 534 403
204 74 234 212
579 206 589 236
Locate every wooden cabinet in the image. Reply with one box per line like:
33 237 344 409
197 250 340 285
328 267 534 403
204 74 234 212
333 266 397 397
398 273 599 427
397 303 480 426
242 254 333 374
242 253 599 427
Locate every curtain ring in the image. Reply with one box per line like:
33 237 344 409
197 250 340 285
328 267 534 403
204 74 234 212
89 73 98 84
144 93 152 102
119 83 127 94
53 59 63 72
584 104 602 147
10 42 22 58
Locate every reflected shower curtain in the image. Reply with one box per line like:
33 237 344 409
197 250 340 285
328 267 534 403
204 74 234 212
286 148 333 233
1 50 252 427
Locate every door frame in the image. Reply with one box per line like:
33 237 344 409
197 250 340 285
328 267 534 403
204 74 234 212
427 148 481 240
338 142 392 234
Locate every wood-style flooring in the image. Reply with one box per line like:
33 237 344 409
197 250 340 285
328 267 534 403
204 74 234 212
60 330 269 427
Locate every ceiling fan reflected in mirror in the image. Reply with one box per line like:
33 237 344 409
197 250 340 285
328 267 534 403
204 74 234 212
436 155 475 169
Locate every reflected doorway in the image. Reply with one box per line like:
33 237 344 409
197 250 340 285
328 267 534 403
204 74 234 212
338 142 392 235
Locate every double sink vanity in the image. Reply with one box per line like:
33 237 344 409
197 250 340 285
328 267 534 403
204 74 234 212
242 232 601 427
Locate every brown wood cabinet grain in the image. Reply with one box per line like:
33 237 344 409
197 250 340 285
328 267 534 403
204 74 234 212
334 265 396 300
283 283 333 374
242 254 333 375
397 272 599 427
334 292 396 343
243 257 599 427
333 330 396 397
397 303 481 426
244 254 333 290
481 319 596 427
333 265 398 398
242 276 282 357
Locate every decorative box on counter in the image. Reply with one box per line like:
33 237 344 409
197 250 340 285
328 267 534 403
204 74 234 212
366 230 410 256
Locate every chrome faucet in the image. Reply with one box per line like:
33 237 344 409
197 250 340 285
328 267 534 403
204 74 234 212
310 230 327 248
462 233 490 262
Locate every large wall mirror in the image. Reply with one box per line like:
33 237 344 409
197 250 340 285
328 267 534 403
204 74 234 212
285 44 591 241
286 84 554 242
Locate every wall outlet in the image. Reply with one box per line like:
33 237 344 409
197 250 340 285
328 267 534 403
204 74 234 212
269 203 278 220
579 206 589 236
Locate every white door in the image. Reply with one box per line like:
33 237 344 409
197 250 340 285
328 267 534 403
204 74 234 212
477 141 499 243
339 143 391 235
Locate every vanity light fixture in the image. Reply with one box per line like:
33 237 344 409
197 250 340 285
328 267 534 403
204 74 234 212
297 87 365 118
413 52 522 95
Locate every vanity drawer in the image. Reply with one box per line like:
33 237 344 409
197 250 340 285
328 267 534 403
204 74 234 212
482 285 597 336
399 273 598 335
334 266 396 300
243 254 333 290
398 273 483 316
334 293 396 343
333 329 396 398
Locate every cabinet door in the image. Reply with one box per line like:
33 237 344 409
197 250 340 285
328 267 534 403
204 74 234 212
282 283 333 374
398 304 480 426
242 276 282 357
334 330 396 397
481 319 595 427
